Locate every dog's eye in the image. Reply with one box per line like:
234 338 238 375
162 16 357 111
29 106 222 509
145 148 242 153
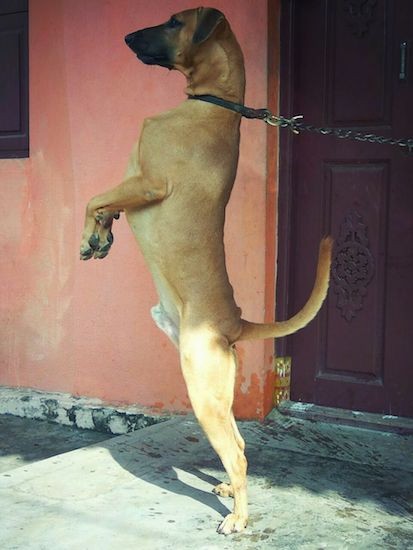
167 16 182 29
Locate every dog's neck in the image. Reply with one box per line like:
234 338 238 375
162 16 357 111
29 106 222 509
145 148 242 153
183 37 245 104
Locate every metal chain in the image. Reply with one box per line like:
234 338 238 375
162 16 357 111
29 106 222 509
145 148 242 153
264 113 413 154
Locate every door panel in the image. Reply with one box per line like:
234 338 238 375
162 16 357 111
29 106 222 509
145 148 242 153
325 0 393 126
278 0 413 416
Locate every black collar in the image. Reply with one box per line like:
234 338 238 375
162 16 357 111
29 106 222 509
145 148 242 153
187 94 270 120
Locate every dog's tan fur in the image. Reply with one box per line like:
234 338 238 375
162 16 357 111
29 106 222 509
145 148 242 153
80 8 332 535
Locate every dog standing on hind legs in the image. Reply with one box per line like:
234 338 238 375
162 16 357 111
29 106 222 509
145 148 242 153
79 7 332 535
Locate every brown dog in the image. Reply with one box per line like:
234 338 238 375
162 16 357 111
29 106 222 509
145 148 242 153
80 7 332 535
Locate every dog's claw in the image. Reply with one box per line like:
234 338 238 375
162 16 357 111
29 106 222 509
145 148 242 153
80 248 94 260
94 241 112 259
88 233 100 250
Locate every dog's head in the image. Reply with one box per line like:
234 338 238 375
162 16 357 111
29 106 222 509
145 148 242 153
124 7 226 71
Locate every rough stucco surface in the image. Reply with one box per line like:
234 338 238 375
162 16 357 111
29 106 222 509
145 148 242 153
0 0 272 418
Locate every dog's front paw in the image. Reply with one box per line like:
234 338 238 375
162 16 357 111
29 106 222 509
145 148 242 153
217 513 248 535
80 230 114 260
80 210 119 260
79 233 98 260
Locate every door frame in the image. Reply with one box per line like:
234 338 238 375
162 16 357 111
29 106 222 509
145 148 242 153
260 0 282 417
274 0 296 360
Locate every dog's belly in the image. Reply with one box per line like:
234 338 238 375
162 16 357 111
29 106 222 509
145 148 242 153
125 204 243 343
125 207 182 343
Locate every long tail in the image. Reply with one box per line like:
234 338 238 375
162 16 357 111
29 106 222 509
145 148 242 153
237 236 333 341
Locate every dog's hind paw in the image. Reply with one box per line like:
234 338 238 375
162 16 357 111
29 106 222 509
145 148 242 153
217 513 248 535
213 483 234 498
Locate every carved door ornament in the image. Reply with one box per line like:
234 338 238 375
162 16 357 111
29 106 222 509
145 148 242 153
343 0 378 38
332 210 375 321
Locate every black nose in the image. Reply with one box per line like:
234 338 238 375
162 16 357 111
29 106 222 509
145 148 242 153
125 33 134 45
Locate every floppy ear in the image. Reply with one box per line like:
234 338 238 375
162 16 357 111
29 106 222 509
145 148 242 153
192 7 225 45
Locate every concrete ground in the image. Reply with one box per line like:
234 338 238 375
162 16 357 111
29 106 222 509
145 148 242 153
0 415 113 473
0 411 412 550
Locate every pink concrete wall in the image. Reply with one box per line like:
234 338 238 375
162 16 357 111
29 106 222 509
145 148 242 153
0 0 275 418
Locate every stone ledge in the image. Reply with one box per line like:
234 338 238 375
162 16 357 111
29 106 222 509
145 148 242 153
0 386 170 435
277 400 413 435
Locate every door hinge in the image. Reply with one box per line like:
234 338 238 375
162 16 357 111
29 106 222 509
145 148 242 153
274 356 291 406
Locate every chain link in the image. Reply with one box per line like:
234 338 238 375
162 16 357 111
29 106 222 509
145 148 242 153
264 113 413 154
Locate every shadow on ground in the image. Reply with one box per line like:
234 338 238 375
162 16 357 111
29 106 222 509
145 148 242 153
1 411 412 548
0 414 112 473
104 412 413 546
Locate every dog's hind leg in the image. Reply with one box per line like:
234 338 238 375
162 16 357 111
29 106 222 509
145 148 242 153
180 329 248 535
212 409 244 499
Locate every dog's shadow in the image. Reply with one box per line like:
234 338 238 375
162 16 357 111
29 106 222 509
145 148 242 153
104 416 413 527
106 421 231 520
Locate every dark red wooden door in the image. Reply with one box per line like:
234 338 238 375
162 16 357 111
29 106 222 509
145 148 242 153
278 0 413 416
